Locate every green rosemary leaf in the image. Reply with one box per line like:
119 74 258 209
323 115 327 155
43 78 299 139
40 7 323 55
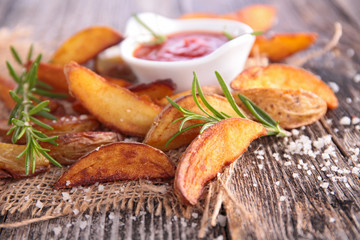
25 148 31 175
10 46 23 65
237 94 276 127
29 116 53 130
193 72 225 120
132 13 167 44
200 122 216 133
11 118 25 127
15 127 26 142
36 110 57 121
6 61 21 84
38 149 62 168
9 90 22 103
223 30 233 40
35 80 53 90
215 71 247 118
28 94 42 103
33 88 68 98
191 74 214 118
165 123 205 147
27 44 34 62
28 100 49 115
251 31 264 36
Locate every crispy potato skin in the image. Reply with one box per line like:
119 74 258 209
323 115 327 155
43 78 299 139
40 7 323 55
234 88 327 129
144 94 239 151
128 79 176 101
54 142 175 189
250 33 317 61
0 143 49 179
175 118 267 205
0 115 99 144
230 64 338 109
51 26 123 66
65 62 161 137
0 75 16 109
41 131 122 165
35 61 68 93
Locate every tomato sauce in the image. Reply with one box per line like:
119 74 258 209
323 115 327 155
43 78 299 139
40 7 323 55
134 31 228 61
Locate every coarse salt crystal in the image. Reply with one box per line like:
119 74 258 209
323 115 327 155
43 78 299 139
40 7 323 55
114 190 119 194
24 195 29 201
330 217 336 223
79 115 88 120
192 212 198 218
279 196 286 201
284 161 292 166
328 82 339 93
352 117 360 125
108 212 115 220
275 181 280 186
66 180 71 186
35 200 43 208
293 173 299 178
317 176 322 180
354 73 360 83
346 98 352 104
258 164 264 170
73 209 79 215
79 221 87 230
307 170 312 175
352 167 360 175
53 226 62 235
339 116 351 125
98 185 104 192
217 215 227 227
291 129 299 136
320 182 329 189
62 192 71 201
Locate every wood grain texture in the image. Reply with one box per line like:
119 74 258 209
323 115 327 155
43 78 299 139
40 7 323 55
0 0 359 239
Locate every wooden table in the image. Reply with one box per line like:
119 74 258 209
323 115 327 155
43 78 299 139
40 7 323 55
0 0 359 239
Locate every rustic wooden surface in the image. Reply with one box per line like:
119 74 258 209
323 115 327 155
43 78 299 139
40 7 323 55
0 0 360 239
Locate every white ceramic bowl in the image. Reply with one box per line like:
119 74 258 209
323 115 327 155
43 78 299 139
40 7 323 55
120 12 255 92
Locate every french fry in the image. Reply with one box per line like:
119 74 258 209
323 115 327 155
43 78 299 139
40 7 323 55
128 79 176 101
65 62 161 137
175 118 267 205
234 88 327 129
41 131 122 165
144 94 239 151
221 4 277 32
0 115 99 144
250 33 317 61
51 26 123 66
54 142 175 189
230 64 338 109
0 143 49 179
0 75 15 109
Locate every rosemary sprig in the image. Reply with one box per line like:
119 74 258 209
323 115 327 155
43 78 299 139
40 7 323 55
223 30 264 40
165 71 288 146
132 13 167 44
6 45 62 175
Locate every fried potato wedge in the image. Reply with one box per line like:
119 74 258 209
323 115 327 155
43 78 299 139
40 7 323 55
0 115 99 143
0 143 49 179
144 94 239 151
222 4 277 32
175 118 266 205
35 61 68 93
250 33 317 61
155 86 223 106
65 62 161 137
230 64 338 109
54 142 175 189
51 26 123 66
103 76 132 88
0 75 15 109
41 131 122 165
128 79 176 101
234 88 327 129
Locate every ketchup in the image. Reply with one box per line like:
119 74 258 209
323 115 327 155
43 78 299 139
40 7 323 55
134 31 228 61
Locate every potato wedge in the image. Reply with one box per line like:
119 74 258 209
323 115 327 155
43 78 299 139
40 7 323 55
221 4 277 32
65 62 161 137
0 143 49 179
230 64 338 109
0 115 99 143
155 86 223 106
175 118 266 205
41 131 122 165
0 169 11 179
103 76 132 88
144 94 239 151
128 79 176 101
0 75 15 109
54 142 175 189
51 26 123 66
34 61 68 93
234 88 327 129
250 33 317 61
